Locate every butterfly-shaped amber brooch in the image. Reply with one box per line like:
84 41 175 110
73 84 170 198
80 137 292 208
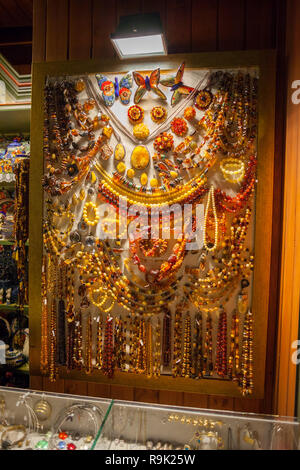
133 68 167 104
96 73 133 107
160 62 194 106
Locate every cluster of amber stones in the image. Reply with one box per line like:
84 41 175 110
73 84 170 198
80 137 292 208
153 132 174 153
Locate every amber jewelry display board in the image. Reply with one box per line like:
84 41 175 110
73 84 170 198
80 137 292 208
29 51 276 399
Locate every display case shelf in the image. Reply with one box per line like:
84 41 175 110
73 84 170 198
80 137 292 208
0 387 299 450
0 363 29 375
0 181 15 187
0 240 29 246
0 240 14 245
0 104 31 133
13 363 29 375
0 304 29 312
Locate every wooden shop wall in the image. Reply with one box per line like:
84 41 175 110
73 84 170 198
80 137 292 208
30 0 286 414
276 0 300 418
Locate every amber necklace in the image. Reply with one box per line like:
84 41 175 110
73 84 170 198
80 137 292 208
40 255 49 375
215 309 227 378
203 312 213 376
153 317 161 378
203 185 218 252
181 313 192 378
136 317 147 373
85 314 93 374
146 319 153 378
95 314 103 370
114 317 125 370
49 298 58 382
102 315 114 378
228 310 240 380
172 303 183 377
192 312 203 379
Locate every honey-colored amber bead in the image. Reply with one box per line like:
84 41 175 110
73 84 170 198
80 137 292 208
75 79 85 92
140 173 148 186
150 178 158 188
114 143 125 161
117 162 126 173
102 126 113 139
127 168 135 178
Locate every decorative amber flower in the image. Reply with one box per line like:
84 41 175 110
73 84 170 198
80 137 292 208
128 105 144 124
150 106 168 123
75 79 85 93
195 89 213 110
171 117 188 137
184 106 196 121
153 132 174 153
133 123 149 140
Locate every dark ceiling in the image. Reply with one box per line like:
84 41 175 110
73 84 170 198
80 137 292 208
0 0 33 74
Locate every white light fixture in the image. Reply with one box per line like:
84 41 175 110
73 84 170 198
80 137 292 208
110 13 167 60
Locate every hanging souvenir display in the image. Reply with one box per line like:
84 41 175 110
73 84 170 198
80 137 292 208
0 246 19 305
39 60 261 398
0 136 30 183
0 190 14 241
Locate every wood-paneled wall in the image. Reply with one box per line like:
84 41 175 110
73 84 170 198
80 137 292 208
30 375 264 412
31 0 287 414
33 0 281 63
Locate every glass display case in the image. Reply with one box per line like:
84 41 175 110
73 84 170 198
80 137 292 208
95 400 300 451
0 386 111 450
0 386 299 450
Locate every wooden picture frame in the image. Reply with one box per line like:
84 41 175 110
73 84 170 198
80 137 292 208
29 50 276 399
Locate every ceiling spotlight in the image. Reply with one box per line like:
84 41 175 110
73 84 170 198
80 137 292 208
110 13 167 60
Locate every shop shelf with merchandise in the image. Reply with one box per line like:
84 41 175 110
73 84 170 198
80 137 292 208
0 240 29 246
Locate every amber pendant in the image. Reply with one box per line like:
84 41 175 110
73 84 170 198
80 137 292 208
199 251 207 271
80 296 90 308
237 292 248 315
